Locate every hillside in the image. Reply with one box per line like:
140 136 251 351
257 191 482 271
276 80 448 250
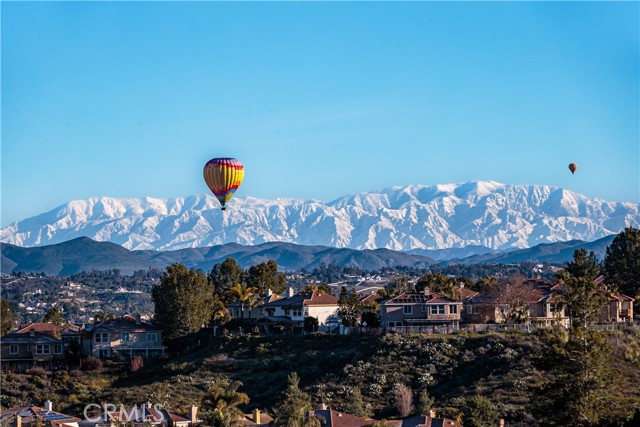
0 235 618 276
2 182 638 252
0 238 437 275
2 332 639 426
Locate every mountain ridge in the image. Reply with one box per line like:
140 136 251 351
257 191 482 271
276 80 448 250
1 181 638 252
0 235 617 276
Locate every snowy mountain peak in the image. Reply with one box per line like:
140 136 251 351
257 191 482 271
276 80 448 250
1 182 638 252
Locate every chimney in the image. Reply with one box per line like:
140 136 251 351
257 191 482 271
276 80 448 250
135 314 141 325
423 287 430 296
428 410 436 419
44 401 53 411
253 409 261 425
188 405 198 424
498 419 505 427
15 416 22 427
287 287 295 298
320 403 328 410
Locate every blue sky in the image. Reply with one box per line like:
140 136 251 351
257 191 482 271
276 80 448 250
2 2 638 227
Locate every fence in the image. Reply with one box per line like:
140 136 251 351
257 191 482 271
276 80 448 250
349 321 640 336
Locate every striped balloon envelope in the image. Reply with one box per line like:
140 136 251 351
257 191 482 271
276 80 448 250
203 158 245 210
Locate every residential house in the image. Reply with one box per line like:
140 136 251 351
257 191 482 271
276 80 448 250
603 294 635 322
261 290 339 327
229 289 341 329
227 290 285 320
85 315 164 359
306 408 377 427
464 281 568 326
389 410 463 427
1 331 66 371
0 401 80 427
238 409 274 426
380 291 463 329
594 275 635 323
98 404 197 427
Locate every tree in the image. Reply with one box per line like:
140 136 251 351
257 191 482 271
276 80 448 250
202 377 249 427
474 276 497 294
604 227 640 299
43 307 65 326
274 373 312 427
394 384 413 418
209 258 245 302
534 249 631 426
416 389 434 416
245 260 287 295
226 284 259 320
344 387 371 418
415 273 461 299
464 395 498 427
489 278 534 323
302 283 333 295
558 249 605 329
1 299 16 335
303 316 319 332
337 287 360 327
390 277 414 295
152 263 215 340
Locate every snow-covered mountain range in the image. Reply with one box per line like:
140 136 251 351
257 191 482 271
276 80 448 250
2 181 638 252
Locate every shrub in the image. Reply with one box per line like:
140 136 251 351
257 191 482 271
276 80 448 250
130 356 144 372
81 356 103 372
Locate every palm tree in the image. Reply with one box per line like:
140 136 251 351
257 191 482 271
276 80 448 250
202 378 249 427
226 284 259 321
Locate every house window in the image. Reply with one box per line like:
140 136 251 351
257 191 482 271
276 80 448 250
9 344 18 354
284 309 290 316
27 344 31 352
147 333 158 342
430 305 445 315
293 309 302 317
403 305 413 315
549 303 561 313
467 306 472 314
121 333 130 342
95 332 109 343
422 305 427 312
36 344 50 355
474 306 480 314
54 344 63 354
449 305 458 314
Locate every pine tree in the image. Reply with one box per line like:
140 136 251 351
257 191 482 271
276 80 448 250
1 299 16 335
604 227 640 298
274 373 312 427
152 263 215 340
464 395 498 427
534 249 632 426
416 389 434 416
43 306 65 326
345 387 370 418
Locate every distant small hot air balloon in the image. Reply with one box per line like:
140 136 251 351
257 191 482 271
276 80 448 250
203 157 245 210
568 163 578 175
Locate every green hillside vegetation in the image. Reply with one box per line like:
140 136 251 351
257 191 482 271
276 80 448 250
2 330 639 426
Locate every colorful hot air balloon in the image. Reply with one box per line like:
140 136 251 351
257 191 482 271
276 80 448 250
203 158 245 210
568 163 578 175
